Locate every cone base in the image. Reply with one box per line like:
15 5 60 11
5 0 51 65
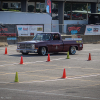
4 53 8 55
87 60 91 61
14 81 19 83
61 76 67 79
46 60 50 62
19 63 24 64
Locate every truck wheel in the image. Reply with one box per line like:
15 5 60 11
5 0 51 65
69 46 76 55
39 47 47 56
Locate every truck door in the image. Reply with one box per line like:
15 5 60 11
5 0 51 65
49 34 63 52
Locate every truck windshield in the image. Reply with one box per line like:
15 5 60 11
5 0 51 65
33 33 51 41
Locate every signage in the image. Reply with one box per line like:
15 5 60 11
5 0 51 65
67 24 86 35
85 25 100 35
0 24 16 36
7 37 17 40
17 25 43 36
45 0 52 16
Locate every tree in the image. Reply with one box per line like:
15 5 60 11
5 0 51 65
64 3 87 12
28 5 34 12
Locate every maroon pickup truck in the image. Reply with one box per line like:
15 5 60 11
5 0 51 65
17 32 83 55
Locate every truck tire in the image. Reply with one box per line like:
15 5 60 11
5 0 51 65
39 47 47 56
69 46 76 55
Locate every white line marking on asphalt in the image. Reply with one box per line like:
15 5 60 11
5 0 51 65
0 56 99 67
0 58 65 66
0 74 100 86
10 74 99 84
67 74 100 80
83 49 100 51
0 88 98 99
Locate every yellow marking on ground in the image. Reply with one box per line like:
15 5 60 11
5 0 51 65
0 74 7 75
55 68 64 69
49 77 59 79
25 68 57 73
56 66 81 69
0 61 7 62
8 83 15 84
81 68 95 69
0 72 5 74
0 72 16 75
43 65 57 67
80 80 100 83
93 69 100 70
18 72 25 74
5 73 15 75
25 63 58 67
84 73 100 76
0 66 5 67
18 74 28 76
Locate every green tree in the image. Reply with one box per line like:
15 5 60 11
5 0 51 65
28 5 34 12
64 3 87 12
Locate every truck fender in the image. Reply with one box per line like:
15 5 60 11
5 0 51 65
70 45 78 50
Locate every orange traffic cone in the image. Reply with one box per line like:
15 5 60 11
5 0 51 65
47 54 50 62
20 56 24 64
61 68 66 79
88 53 91 61
4 47 7 55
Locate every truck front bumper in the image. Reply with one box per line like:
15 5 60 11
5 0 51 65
16 49 37 53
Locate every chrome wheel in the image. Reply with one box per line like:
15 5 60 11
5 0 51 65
69 46 76 55
41 47 46 56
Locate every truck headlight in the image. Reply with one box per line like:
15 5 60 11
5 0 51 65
17 44 20 49
31 44 35 49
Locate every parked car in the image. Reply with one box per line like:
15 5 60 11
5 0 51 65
52 15 70 20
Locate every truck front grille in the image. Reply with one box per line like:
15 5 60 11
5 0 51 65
20 44 31 49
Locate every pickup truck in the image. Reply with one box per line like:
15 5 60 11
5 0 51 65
17 32 83 55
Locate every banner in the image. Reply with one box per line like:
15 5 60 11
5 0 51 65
17 25 43 36
84 25 100 35
67 24 86 35
0 24 16 36
45 0 52 16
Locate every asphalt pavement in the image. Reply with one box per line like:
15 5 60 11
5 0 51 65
0 44 100 100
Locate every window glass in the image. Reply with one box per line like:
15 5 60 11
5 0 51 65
36 4 39 9
53 34 60 40
33 33 51 41
10 2 21 8
40 4 45 9
11 3 16 7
